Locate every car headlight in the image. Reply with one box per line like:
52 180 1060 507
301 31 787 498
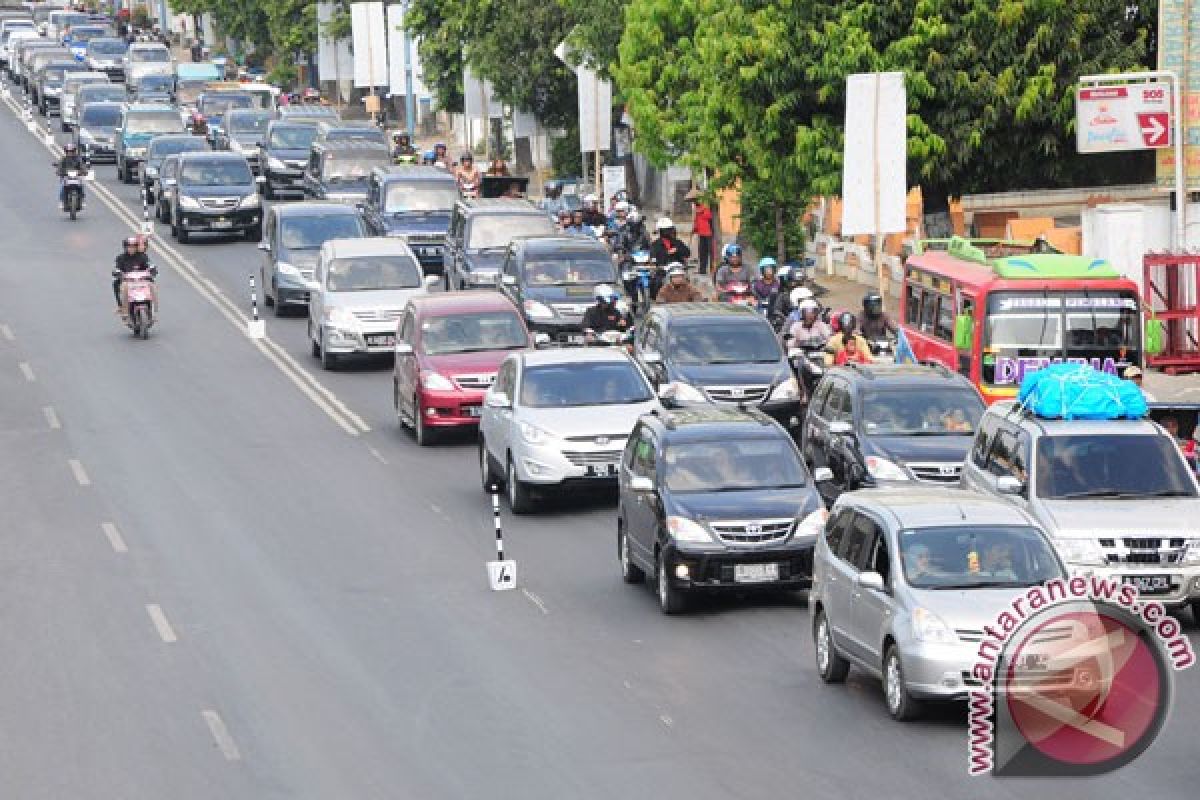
421 371 455 391
1053 537 1107 567
229 139 242 151
178 194 202 210
78 129 94 144
1182 539 1200 565
666 516 714 544
267 156 286 171
240 192 260 208
128 146 146 158
662 381 709 404
517 420 554 444
276 261 301 278
769 377 801 401
912 607 959 644
144 166 158 178
866 456 910 481
325 307 357 329
523 299 555 320
793 508 828 541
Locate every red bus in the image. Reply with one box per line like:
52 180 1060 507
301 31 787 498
900 238 1153 404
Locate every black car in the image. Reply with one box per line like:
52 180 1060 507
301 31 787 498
196 91 255 143
217 109 274 173
168 152 264 243
631 304 804 428
800 363 985 505
141 133 209 201
257 202 368 314
444 198 559 290
313 119 388 148
303 139 392 205
152 153 182 223
74 100 123 163
618 407 830 614
34 60 87 115
362 166 458 276
258 120 318 199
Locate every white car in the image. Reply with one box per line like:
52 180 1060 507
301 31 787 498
479 348 660 513
123 42 172 87
308 237 438 370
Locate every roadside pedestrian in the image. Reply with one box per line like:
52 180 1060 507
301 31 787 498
1124 366 1156 402
686 188 714 275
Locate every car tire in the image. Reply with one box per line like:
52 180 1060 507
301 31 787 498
506 457 533 515
814 610 850 683
60 120 68 133
272 291 287 317
309 322 320 358
319 331 338 369
414 395 437 446
479 440 499 491
619 527 644 584
262 271 274 306
176 223 189 244
656 551 686 614
1191 600 1200 628
263 182 275 201
246 223 262 242
883 645 923 721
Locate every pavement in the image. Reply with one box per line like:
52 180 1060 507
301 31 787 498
1 83 1199 799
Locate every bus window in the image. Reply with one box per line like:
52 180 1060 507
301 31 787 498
920 291 939 334
935 296 955 340
904 283 922 325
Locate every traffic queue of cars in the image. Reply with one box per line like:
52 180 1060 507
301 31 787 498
6 9 1198 726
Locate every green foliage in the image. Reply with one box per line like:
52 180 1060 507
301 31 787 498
561 0 629 78
737 182 807 263
551 124 583 177
405 0 466 112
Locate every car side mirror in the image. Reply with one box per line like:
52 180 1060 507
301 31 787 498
829 420 854 436
629 475 654 493
813 466 834 483
856 571 886 592
996 475 1024 495
393 342 413 356
423 275 440 288
257 241 270 251
485 391 511 409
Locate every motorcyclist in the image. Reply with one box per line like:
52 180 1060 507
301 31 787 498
564 210 587 235
433 142 448 163
614 208 649 257
714 244 755 295
581 194 607 228
55 143 88 209
391 132 416 159
656 263 704 304
112 235 153 312
783 287 817 327
455 154 481 195
860 291 898 340
608 200 631 232
581 284 631 334
191 113 208 136
649 217 691 268
788 300 832 350
824 311 872 365
421 150 436 165
751 258 782 313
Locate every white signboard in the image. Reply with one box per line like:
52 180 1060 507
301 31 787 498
316 2 352 84
463 65 503 121
1076 82 1173 153
386 4 427 98
841 71 907 237
350 2 388 89
602 165 625 209
513 110 537 139
577 68 612 153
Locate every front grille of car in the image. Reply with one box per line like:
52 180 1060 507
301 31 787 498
564 433 627 446
199 196 239 210
453 373 496 390
1098 537 1187 565
709 519 794 545
407 234 444 247
907 462 963 483
704 385 770 404
350 308 403 323
551 303 589 317
285 159 306 169
562 450 623 467
700 556 809 583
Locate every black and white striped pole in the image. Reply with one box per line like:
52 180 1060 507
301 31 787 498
247 274 265 339
486 483 516 590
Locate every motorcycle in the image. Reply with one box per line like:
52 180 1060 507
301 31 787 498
721 281 756 308
622 250 654 315
784 335 827 400
116 267 158 339
584 327 635 347
868 338 895 362
458 179 479 199
61 169 86 220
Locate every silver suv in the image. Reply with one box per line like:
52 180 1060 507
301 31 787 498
811 487 1065 720
961 401 1200 616
479 348 660 513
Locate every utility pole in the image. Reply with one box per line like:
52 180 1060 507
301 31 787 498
402 0 415 141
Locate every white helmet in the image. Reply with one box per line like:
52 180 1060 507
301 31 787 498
593 283 619 302
656 216 675 232
790 287 815 306
667 262 686 276
614 200 631 213
627 209 641 224
584 193 598 206
797 299 820 315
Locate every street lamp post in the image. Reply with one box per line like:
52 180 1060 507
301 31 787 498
402 0 415 141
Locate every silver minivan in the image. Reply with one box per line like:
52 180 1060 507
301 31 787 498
811 486 1065 720
59 70 109 131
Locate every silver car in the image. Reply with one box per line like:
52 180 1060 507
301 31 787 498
811 486 1065 720
308 237 438 370
479 348 660 513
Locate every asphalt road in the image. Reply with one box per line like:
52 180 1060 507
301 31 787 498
1 84 1198 800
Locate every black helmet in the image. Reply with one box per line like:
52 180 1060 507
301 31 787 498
838 311 857 334
863 292 883 317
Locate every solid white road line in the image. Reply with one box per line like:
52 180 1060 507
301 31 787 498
0 323 13 341
101 522 129 554
67 458 90 486
18 361 34 382
145 604 178 643
522 588 550 615
42 405 60 430
201 710 242 761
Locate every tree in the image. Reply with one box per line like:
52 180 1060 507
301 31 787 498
405 0 467 112
560 0 629 78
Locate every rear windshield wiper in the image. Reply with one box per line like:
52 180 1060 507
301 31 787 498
1059 489 1137 499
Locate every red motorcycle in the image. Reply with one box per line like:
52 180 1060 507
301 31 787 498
719 281 756 308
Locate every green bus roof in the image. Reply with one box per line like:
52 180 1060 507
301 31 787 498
917 236 1121 280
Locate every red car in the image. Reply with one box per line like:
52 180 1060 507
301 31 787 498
393 291 532 445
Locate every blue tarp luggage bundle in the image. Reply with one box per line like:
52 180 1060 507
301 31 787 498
1018 363 1148 420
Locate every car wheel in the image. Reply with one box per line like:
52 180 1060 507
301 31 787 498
319 330 338 369
505 458 533 514
619 527 644 584
479 440 499 491
814 610 850 683
883 645 922 721
264 182 275 201
656 551 686 614
262 271 274 306
309 322 320 358
414 395 437 446
60 120 68 133
1191 600 1200 628
246 223 262 242
176 223 189 244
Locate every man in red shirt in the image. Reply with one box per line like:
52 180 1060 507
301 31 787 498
834 335 872 365
687 189 714 275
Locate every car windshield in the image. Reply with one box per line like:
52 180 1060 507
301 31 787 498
467 215 557 250
88 40 125 56
175 81 206 104
138 74 172 91
326 129 384 143
325 155 387 180
900 526 1063 590
522 255 615 285
80 88 125 103
269 126 316 149
860 389 983 435
383 183 457 213
43 66 75 85
325 256 422 291
81 106 121 127
229 113 270 134
1034 434 1198 499
180 160 252 186
667 320 782 364
129 113 184 134
519 362 652 408
130 48 169 63
150 137 205 157
420 311 528 355
280 215 364 250
69 27 104 42
664 438 807 492
202 95 253 115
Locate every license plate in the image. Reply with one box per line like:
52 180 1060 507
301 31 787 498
584 463 618 477
734 563 779 584
464 404 482 417
1123 575 1172 594
211 219 233 229
366 334 395 346
565 333 585 345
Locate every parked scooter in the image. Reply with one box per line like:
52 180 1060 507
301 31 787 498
115 267 158 339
